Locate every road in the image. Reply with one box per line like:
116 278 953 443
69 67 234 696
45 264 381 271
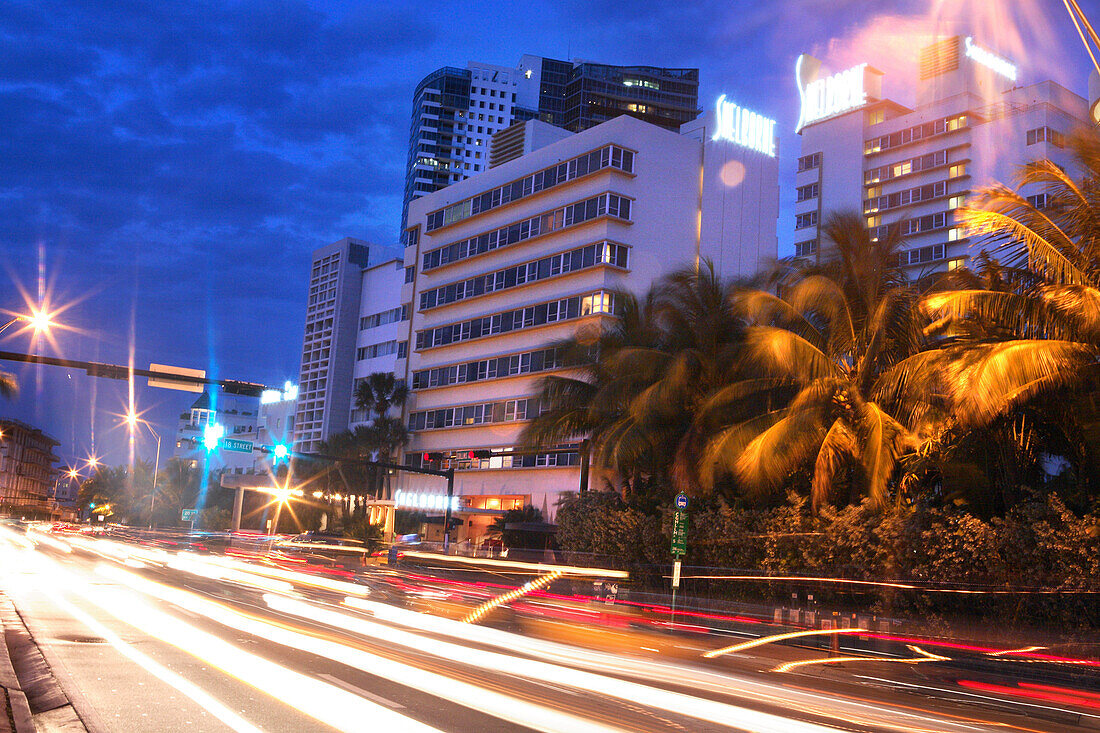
0 526 1095 733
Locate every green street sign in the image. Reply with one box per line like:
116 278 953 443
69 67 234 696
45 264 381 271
671 507 688 556
222 438 254 453
181 508 198 522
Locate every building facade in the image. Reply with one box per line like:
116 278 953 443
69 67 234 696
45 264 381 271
792 36 1089 272
293 237 372 453
403 56 700 229
0 418 59 516
394 108 778 539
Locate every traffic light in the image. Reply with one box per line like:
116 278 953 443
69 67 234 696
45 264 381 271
271 443 289 464
202 423 224 451
468 450 492 460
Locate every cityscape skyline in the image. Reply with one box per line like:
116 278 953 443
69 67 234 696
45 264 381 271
1 0 1095 468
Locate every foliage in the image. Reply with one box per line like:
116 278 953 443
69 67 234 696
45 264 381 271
0 370 16 400
488 505 547 549
554 492 664 566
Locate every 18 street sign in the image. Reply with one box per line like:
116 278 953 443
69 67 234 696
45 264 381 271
222 438 254 453
671 493 688 556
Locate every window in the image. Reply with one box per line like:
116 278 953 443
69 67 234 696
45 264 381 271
948 195 965 209
794 240 817 257
864 114 968 155
408 397 542 431
796 183 819 202
797 152 822 171
404 266 415 283
865 149 948 184
1027 127 1064 147
866 109 885 125
795 212 818 229
1026 192 1049 209
948 163 966 178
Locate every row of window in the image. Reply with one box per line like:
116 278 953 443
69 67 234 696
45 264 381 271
421 193 632 271
795 211 818 230
865 149 950 185
415 291 616 350
424 145 635 232
412 347 564 390
405 448 581 471
356 340 408 361
796 182 819 202
359 304 409 330
419 242 629 310
897 243 946 266
864 114 968 155
868 211 947 238
865 181 947 214
1027 192 1049 209
797 152 822 172
407 397 545 431
1026 127 1065 147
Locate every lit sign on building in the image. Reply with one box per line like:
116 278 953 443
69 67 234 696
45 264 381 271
394 489 460 512
964 37 1017 82
712 95 777 157
261 381 299 404
795 55 868 132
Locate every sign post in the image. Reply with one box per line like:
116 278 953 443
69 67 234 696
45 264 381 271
670 492 689 632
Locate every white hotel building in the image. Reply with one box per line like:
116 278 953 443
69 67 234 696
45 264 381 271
392 107 779 537
793 36 1090 271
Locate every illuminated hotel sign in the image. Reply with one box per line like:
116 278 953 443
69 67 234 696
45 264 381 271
394 489 460 512
712 95 777 157
795 55 868 132
964 37 1017 81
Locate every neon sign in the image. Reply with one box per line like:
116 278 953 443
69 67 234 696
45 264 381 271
964 37 1017 82
394 489 460 512
712 95 776 157
796 55 868 132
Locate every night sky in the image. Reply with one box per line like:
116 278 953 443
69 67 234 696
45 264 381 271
1 0 1096 468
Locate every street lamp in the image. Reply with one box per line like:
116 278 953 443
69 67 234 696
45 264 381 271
0 308 56 336
124 411 162 529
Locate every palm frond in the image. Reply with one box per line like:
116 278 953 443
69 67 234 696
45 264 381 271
810 419 858 511
0 371 16 400
743 326 839 383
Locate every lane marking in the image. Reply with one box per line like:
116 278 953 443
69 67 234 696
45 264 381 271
317 673 406 709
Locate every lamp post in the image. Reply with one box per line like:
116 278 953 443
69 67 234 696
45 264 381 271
125 411 162 529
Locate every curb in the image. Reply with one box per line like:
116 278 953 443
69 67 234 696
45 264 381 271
0 594 86 732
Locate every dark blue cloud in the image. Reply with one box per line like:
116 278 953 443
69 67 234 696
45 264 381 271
0 0 1096 466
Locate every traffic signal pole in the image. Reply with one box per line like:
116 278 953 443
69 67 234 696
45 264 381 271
442 468 455 553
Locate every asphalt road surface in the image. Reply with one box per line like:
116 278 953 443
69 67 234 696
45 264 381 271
0 526 1095 733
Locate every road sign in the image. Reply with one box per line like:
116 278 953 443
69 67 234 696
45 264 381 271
671 505 688 556
222 438 254 453
181 509 198 521
672 559 682 588
675 492 688 509
148 363 205 393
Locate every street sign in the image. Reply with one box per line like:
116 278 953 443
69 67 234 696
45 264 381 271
222 438 254 453
181 509 198 522
148 363 205 393
675 492 688 509
671 505 688 556
672 559 682 588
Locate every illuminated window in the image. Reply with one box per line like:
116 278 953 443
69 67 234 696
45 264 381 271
949 163 966 178
866 109 885 125
866 215 881 228
948 195 965 209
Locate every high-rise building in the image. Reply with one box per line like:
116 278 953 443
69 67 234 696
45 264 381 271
402 56 701 229
792 36 1089 271
393 104 778 539
0 418 59 516
293 237 372 453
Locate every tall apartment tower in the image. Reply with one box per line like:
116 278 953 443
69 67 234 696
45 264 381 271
402 56 700 230
792 36 1089 273
396 106 778 533
293 237 372 453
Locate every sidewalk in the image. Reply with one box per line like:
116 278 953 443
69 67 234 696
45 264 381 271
0 593 86 732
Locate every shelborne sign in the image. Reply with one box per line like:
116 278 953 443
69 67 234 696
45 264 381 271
712 95 776 157
795 55 868 132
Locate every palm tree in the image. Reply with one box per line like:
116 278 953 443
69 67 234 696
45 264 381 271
355 416 409 499
523 260 746 499
354 372 408 419
693 212 935 510
925 128 1100 430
